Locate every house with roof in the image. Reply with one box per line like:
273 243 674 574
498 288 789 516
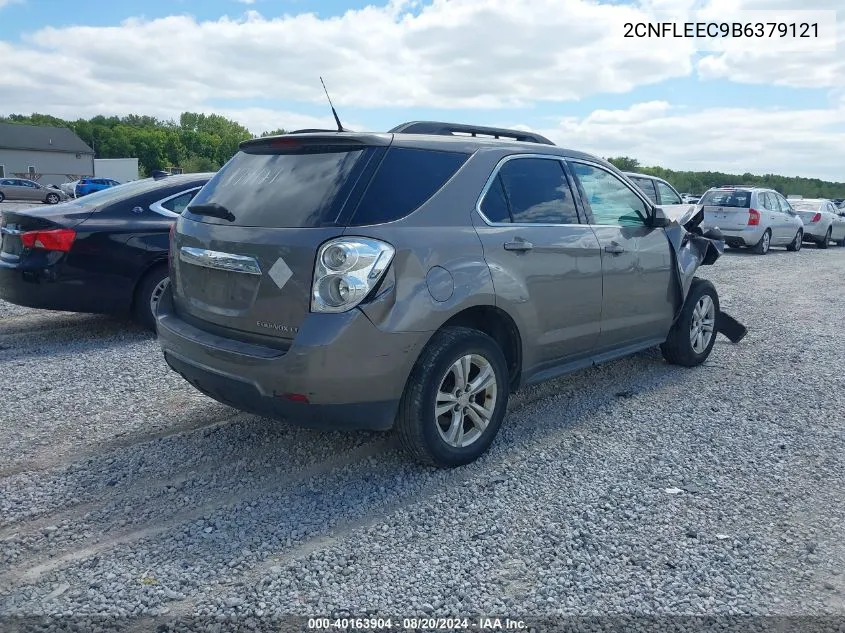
0 121 94 186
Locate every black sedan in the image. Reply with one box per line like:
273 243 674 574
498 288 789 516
0 172 214 329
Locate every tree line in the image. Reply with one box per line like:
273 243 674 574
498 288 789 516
1 112 289 177
606 157 845 199
3 113 843 197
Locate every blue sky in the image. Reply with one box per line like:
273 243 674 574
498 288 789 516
1 0 843 179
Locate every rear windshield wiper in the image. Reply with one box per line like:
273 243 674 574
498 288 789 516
187 202 236 222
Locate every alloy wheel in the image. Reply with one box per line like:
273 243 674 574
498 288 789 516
690 295 716 355
761 231 770 254
148 278 170 319
435 353 498 448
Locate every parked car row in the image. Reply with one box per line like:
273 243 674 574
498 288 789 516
623 175 845 255
0 178 69 204
0 120 836 467
59 177 122 198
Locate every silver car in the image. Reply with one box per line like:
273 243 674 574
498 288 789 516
788 198 845 248
0 178 68 204
698 186 804 255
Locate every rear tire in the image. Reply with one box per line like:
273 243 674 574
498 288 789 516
838 234 845 247
751 229 771 255
661 278 720 368
396 326 509 467
0 192 5 203
45 193 60 204
818 228 831 249
786 230 803 252
133 264 170 332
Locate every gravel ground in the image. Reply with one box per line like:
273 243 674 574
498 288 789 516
0 229 843 632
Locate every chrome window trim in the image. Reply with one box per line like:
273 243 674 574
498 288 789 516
150 187 203 218
474 153 585 228
179 247 262 275
566 158 651 225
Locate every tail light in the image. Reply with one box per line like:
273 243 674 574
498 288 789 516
747 209 760 226
20 228 76 252
811 213 821 223
168 223 176 263
311 237 395 313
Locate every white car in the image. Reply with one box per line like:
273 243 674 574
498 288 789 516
59 180 80 198
789 198 845 248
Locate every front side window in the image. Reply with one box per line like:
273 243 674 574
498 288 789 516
570 162 647 226
655 180 682 204
479 157 579 224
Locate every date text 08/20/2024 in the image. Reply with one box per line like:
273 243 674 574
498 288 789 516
307 617 528 630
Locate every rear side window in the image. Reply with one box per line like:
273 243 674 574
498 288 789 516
479 157 579 224
629 176 658 203
348 148 469 226
699 190 751 208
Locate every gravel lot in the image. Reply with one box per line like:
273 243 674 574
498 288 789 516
0 206 843 630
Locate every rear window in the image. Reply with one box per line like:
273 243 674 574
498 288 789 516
699 189 752 208
790 200 821 211
187 145 469 228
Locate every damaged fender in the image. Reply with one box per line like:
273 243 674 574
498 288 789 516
659 205 748 344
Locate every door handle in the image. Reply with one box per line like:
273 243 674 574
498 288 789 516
503 239 534 252
604 243 624 254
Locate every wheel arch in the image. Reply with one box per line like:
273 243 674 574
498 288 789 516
130 257 169 314
438 305 523 392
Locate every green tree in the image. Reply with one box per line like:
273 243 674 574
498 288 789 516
607 156 641 171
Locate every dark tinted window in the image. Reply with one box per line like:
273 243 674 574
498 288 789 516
699 189 752 208
349 148 469 226
189 147 376 228
496 158 579 224
629 176 658 203
480 176 511 223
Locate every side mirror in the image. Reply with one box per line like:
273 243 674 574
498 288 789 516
649 205 670 228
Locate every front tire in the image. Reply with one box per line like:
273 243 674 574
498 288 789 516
45 193 60 204
818 228 831 249
396 326 509 467
661 278 720 368
751 229 771 255
786 230 803 252
134 264 170 331
0 192 5 203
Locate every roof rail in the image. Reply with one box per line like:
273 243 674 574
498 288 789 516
388 121 555 146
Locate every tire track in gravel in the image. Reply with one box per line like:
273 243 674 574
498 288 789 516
0 351 694 605
0 437 393 588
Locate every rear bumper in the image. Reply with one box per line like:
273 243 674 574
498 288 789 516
0 258 121 314
155 289 431 431
802 225 827 240
700 225 764 247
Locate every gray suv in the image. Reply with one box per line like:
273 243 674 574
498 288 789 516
156 122 737 467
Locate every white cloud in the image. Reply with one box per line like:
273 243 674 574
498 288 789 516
525 102 845 181
0 0 695 115
694 0 844 88
0 0 23 8
236 0 256 4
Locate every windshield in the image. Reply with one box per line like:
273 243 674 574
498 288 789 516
699 189 751 208
62 178 162 206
